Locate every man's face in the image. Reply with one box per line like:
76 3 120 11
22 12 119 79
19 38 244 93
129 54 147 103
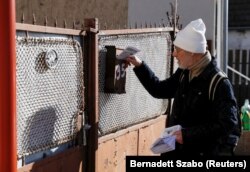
172 46 193 69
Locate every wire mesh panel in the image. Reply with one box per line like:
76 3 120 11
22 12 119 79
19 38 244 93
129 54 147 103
16 36 84 156
98 32 172 136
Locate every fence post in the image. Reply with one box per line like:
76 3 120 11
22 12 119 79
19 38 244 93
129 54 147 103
165 1 179 127
84 18 99 172
0 0 17 172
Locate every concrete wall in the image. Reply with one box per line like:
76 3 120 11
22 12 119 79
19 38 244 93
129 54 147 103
128 0 215 40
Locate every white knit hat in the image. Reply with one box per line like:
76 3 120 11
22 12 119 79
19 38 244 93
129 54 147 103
174 18 207 53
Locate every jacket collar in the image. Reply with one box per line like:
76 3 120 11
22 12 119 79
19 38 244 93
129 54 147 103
197 56 220 81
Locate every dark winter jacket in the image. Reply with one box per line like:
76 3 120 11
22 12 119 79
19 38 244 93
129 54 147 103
133 58 240 156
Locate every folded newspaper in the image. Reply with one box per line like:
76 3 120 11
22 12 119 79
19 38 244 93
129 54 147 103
116 46 140 60
150 125 181 154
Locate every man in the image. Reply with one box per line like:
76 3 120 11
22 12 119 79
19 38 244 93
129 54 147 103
125 18 241 156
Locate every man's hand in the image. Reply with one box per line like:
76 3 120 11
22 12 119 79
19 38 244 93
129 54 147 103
173 130 183 144
125 55 142 67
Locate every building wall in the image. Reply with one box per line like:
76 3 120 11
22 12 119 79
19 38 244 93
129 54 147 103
229 30 250 49
16 0 215 42
128 0 215 40
16 0 128 29
16 0 219 56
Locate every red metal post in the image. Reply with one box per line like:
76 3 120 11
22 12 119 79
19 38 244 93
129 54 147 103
0 0 17 172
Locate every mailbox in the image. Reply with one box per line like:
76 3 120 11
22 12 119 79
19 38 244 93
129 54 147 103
104 46 126 94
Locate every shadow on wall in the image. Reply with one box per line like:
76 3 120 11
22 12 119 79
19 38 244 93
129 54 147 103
22 107 58 163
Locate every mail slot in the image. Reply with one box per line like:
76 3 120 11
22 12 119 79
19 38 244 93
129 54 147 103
104 46 126 94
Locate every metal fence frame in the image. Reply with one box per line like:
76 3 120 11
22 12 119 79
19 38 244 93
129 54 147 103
14 19 176 172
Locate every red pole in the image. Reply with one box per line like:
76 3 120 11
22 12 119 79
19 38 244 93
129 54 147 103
0 0 17 171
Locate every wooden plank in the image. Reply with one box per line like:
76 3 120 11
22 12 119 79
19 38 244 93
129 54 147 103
98 131 138 172
98 115 166 144
97 116 166 172
138 116 166 155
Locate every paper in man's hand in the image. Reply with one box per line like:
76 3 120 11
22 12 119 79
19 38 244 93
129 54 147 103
116 46 140 60
150 125 181 154
150 136 176 154
161 125 182 138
